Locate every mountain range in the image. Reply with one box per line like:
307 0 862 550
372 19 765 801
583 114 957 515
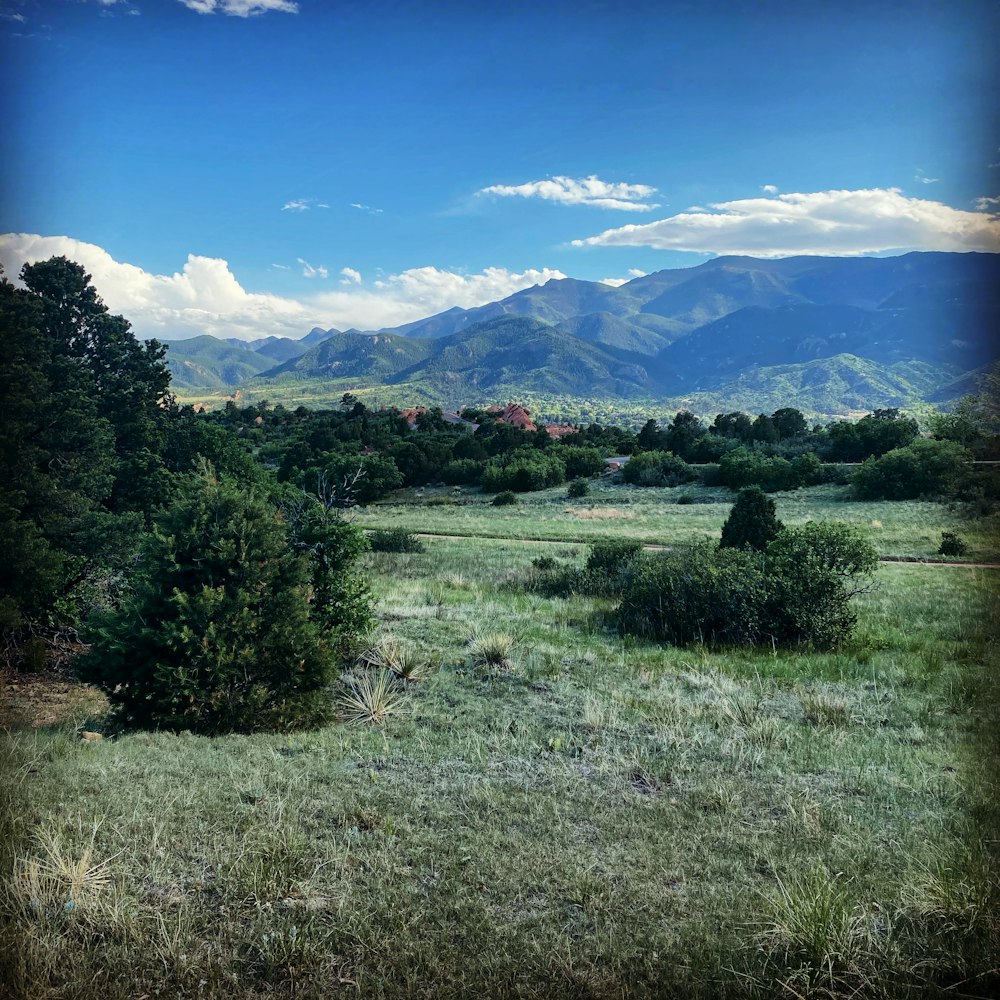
162 252 1000 415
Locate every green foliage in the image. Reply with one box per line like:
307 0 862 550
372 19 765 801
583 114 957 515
719 486 784 552
616 544 768 645
827 408 919 462
765 523 878 649
558 445 605 480
441 458 484 485
481 448 566 493
79 469 371 733
367 528 425 553
938 532 968 557
586 539 644 575
621 450 695 487
718 447 820 492
492 490 518 506
567 478 590 498
852 438 973 500
616 523 877 650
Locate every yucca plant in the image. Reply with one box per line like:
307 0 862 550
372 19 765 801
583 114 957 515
468 630 518 672
337 670 405 724
359 635 431 683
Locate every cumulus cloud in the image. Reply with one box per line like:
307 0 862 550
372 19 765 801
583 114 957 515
479 175 659 212
297 258 328 279
762 184 779 194
179 0 298 16
340 267 362 285
572 188 1000 257
0 233 564 341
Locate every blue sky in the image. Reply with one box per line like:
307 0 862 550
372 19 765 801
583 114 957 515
1 0 998 340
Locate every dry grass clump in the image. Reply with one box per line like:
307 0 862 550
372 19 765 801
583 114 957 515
337 670 405 724
468 630 518 672
12 825 115 913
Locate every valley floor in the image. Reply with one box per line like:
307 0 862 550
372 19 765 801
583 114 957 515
2 490 998 999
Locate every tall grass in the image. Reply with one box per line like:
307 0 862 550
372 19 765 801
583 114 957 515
1 528 997 998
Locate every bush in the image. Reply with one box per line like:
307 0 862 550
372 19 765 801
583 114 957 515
616 544 768 645
852 438 974 500
938 531 968 557
441 459 484 485
567 478 590 498
764 522 878 649
481 448 566 493
614 522 877 650
492 490 518 506
79 468 372 734
621 450 695 487
368 528 425 553
718 447 820 492
586 539 644 575
719 486 784 552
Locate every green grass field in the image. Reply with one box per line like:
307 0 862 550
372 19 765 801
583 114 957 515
355 482 1000 562
2 501 998 999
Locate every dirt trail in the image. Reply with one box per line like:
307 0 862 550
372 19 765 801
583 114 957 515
407 532 1000 568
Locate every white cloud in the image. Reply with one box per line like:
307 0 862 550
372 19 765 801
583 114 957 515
281 198 328 213
340 267 362 285
975 196 1000 211
599 269 646 287
572 188 1000 257
297 258 328 279
762 184 779 195
0 11 27 22
479 175 659 212
270 262 289 270
915 169 940 185
178 0 298 16
350 203 383 214
0 233 564 341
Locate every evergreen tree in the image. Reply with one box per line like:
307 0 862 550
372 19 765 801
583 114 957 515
719 486 784 551
79 467 370 733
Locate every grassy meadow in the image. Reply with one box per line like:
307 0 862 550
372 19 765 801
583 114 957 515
2 493 998 999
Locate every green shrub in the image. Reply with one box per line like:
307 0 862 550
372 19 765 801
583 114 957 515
718 447 819 492
622 450 695 487
938 532 968 557
676 493 694 504
586 539 644 575
441 459 484 485
79 468 372 734
368 528 425 553
567 478 590 498
764 522 878 649
852 438 973 500
616 544 767 645
559 446 606 480
492 490 518 506
614 523 877 651
481 448 566 493
719 486 784 552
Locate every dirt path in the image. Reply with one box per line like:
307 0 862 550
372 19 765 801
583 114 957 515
407 532 1000 568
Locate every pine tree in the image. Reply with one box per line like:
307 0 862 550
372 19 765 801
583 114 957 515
719 486 784 552
80 467 369 733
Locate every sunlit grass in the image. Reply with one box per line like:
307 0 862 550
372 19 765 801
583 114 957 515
2 517 997 998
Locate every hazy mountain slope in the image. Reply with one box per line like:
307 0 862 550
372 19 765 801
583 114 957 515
387 316 657 398
262 331 432 381
163 336 274 388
